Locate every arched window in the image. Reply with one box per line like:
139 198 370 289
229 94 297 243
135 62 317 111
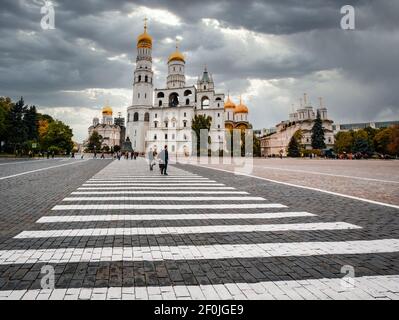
145 75 148 82
186 98 189 105
215 97 222 101
133 112 139 122
184 90 192 96
138 75 142 82
127 113 130 122
201 96 210 109
144 112 149 122
157 92 164 98
159 100 162 107
169 92 179 107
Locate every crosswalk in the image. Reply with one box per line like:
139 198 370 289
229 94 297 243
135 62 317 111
1 158 399 300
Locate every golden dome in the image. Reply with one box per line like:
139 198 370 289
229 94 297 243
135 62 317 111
234 96 248 114
102 105 113 116
224 94 236 110
168 51 185 63
168 39 185 63
137 20 152 49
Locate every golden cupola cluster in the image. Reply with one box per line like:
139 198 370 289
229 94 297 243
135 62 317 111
224 94 236 110
102 105 113 116
235 96 249 114
137 19 152 49
224 95 248 113
168 40 185 63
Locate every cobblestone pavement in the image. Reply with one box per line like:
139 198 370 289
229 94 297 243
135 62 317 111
184 158 399 206
0 157 398 300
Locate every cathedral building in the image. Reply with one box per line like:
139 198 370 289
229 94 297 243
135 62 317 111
260 94 334 157
88 105 124 150
126 22 250 156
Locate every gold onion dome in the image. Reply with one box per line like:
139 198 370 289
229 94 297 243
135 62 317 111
168 39 185 63
102 105 113 116
137 19 152 49
224 94 236 110
235 96 248 113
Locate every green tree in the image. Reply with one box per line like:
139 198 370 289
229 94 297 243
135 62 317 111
24 105 39 141
373 126 399 156
42 120 74 153
311 110 326 150
374 128 392 154
352 129 371 154
287 132 301 157
6 97 27 153
387 126 399 156
191 114 212 156
334 131 353 154
364 126 377 151
87 131 102 152
0 97 13 151
252 134 261 157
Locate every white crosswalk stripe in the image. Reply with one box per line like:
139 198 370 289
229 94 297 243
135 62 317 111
52 203 287 210
1 239 397 265
78 186 236 190
62 196 266 201
72 191 249 194
1 275 398 300
36 212 316 223
82 183 226 186
14 222 360 238
85 179 217 183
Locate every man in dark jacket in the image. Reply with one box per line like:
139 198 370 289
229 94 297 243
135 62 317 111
163 145 169 175
159 145 169 175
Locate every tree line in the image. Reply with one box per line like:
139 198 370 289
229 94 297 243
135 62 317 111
334 126 399 158
0 96 74 156
287 109 399 158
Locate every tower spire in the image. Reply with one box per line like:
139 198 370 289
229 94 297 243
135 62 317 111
319 97 323 108
143 17 148 32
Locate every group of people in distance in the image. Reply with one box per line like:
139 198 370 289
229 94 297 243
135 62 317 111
148 145 169 175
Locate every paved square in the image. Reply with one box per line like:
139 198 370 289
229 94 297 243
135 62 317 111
0 157 398 300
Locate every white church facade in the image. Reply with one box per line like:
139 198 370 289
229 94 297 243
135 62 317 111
126 22 250 156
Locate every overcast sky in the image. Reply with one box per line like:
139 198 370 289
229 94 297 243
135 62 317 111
1 0 398 142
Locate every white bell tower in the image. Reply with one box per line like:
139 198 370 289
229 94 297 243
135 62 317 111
126 18 154 153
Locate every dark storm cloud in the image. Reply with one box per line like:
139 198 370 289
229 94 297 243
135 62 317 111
0 0 398 141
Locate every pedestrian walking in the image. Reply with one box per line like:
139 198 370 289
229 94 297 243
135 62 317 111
148 148 154 171
159 145 169 175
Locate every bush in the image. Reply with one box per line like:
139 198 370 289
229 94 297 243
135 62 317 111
48 145 62 154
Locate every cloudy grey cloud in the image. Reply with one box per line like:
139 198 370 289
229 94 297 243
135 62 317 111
0 0 398 141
